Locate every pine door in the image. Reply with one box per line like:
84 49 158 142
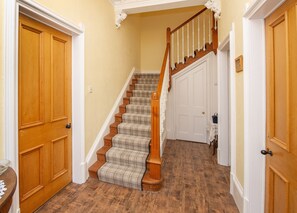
18 14 72 213
265 0 297 212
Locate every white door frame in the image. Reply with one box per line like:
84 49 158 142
4 0 86 211
243 0 286 212
217 26 236 168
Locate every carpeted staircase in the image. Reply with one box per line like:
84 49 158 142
89 73 159 190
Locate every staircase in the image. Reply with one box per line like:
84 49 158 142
88 7 217 191
89 73 159 190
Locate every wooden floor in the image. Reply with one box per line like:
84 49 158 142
36 140 239 213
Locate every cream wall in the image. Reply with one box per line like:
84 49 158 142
0 0 4 159
219 0 253 186
1 0 141 157
140 6 204 72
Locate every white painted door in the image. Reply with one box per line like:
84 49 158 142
175 62 207 143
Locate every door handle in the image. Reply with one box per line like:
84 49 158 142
66 123 71 129
202 112 205 115
261 149 273 156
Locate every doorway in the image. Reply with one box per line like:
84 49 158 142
4 0 85 212
18 14 72 212
217 30 236 168
174 61 207 143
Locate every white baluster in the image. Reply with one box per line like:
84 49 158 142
203 13 206 51
182 26 184 63
171 33 174 69
177 30 180 64
187 23 190 58
192 20 195 57
198 16 200 51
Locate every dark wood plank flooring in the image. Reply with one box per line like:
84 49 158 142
36 140 239 213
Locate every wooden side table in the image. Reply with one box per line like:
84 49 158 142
0 167 17 213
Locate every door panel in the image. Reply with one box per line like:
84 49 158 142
19 24 44 129
265 0 297 212
175 62 207 142
18 14 72 213
52 36 67 121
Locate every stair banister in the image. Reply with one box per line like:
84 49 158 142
168 7 218 90
149 28 171 181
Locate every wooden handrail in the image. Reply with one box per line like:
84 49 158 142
171 7 207 34
149 30 170 180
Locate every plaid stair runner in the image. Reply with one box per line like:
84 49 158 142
98 73 159 190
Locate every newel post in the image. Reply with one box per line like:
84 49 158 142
150 92 162 180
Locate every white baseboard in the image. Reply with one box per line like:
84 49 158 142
230 172 244 213
85 67 136 172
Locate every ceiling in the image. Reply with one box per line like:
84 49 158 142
110 0 207 14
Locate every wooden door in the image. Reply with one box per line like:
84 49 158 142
265 0 297 212
175 61 207 143
18 14 72 213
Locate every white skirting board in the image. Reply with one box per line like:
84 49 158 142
230 172 244 213
85 67 137 172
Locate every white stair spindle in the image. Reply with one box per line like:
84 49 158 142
198 16 200 51
177 30 180 64
187 23 190 58
171 33 175 69
192 20 195 57
203 13 206 51
182 26 184 63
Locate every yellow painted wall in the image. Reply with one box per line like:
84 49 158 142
140 6 204 72
0 0 141 157
0 0 4 159
219 0 253 186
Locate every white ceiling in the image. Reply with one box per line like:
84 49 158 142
110 0 207 14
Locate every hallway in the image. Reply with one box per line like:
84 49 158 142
37 140 238 213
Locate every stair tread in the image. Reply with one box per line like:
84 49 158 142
112 134 150 152
126 104 150 115
118 122 151 137
98 162 145 190
106 147 148 167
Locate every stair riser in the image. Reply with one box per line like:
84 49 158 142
123 98 130 105
97 154 106 163
126 91 133 97
118 128 151 138
119 106 126 113
106 157 146 169
126 107 150 114
132 91 153 98
136 79 159 84
129 84 135 90
104 139 112 147
122 117 150 125
135 84 158 91
130 99 151 105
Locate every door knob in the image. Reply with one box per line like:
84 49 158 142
66 123 71 129
261 149 273 156
202 112 205 114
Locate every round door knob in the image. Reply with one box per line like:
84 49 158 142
66 123 71 129
202 112 205 114
261 149 273 156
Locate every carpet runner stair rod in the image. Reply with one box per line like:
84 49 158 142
88 73 159 190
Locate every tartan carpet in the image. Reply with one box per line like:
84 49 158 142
98 73 159 190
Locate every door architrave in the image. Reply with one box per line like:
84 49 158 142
243 0 286 212
4 0 86 212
